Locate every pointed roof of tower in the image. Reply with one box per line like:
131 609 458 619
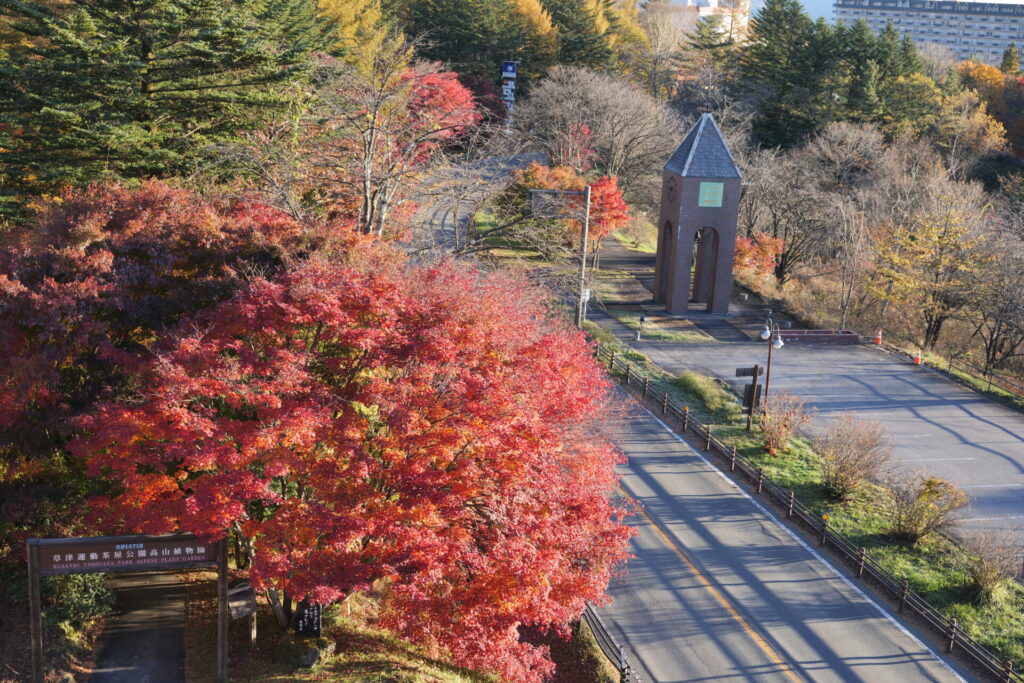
664 113 741 179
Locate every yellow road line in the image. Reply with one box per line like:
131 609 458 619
621 487 803 683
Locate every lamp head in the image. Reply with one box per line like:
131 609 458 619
759 327 771 341
772 335 785 350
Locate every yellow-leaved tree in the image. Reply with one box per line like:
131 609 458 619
870 189 990 349
512 0 560 81
319 0 387 69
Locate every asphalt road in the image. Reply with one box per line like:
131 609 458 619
89 572 184 683
600 398 967 682
631 340 1024 538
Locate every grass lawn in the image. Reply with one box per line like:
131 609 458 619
611 228 656 254
592 333 1024 668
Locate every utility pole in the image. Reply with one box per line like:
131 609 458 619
528 186 592 329
576 184 592 329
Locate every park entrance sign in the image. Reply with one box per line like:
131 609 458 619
26 534 229 683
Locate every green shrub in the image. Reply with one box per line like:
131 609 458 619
676 371 740 420
44 574 114 631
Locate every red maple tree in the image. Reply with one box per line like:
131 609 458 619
0 181 317 569
70 248 631 681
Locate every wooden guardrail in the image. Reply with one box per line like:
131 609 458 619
596 342 1021 683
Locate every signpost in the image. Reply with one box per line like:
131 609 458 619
501 61 518 126
27 534 227 683
736 365 763 430
295 600 323 638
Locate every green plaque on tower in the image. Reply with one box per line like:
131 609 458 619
698 182 724 207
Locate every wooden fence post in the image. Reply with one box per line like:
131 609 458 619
820 516 829 546
1003 661 1014 683
756 468 764 493
705 428 712 451
787 490 795 518
682 407 689 432
624 365 631 385
899 579 909 613
643 377 650 400
661 392 668 414
730 446 737 472
946 618 958 653
857 547 866 578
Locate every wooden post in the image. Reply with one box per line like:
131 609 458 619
1003 661 1014 683
618 645 628 683
898 579 909 613
27 541 43 683
625 365 631 385
756 468 764 493
661 392 668 414
249 610 258 649
682 406 689 431
705 428 712 451
643 376 650 400
217 538 229 683
857 547 866 578
946 618 958 653
730 446 737 472
787 490 795 518
609 351 616 369
820 516 828 546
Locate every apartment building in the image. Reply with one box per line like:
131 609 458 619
834 0 1024 65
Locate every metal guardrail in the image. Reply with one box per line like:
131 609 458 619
595 342 1021 683
582 603 642 683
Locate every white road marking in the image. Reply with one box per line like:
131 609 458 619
961 515 1024 522
961 484 1024 488
903 458 975 462
636 404 967 683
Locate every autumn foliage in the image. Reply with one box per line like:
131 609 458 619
70 249 631 681
0 181 320 578
735 232 785 276
508 162 630 244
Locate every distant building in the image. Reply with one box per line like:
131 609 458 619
834 0 1024 65
668 0 751 36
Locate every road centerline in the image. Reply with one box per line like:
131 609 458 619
619 485 804 683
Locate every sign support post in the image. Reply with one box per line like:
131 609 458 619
27 541 43 683
217 538 228 683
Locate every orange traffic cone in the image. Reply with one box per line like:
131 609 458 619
913 350 922 365
874 329 882 345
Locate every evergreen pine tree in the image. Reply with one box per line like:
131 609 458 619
847 61 883 121
541 0 614 67
409 0 519 76
1001 42 1020 75
0 0 331 204
687 15 734 67
875 21 903 83
743 0 838 145
741 0 814 90
898 34 924 76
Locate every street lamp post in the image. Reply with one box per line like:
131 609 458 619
760 317 785 399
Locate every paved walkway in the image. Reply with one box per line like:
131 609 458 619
89 573 184 683
601 396 966 682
